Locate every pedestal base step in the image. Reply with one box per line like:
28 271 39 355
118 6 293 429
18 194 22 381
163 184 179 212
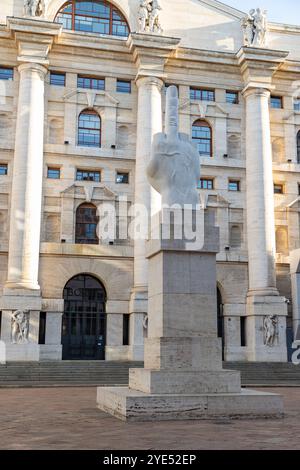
97 386 283 422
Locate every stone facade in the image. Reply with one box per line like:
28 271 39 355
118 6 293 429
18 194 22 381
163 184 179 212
0 0 299 362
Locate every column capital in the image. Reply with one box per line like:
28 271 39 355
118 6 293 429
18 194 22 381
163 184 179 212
236 46 289 92
18 62 48 78
7 16 62 67
242 87 271 100
127 32 180 81
135 75 164 90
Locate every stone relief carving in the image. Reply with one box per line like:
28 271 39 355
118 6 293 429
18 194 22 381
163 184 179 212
147 86 200 208
241 8 267 48
138 0 163 34
11 310 30 344
263 315 278 347
24 0 46 18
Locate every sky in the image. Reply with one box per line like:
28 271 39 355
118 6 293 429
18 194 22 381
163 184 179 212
224 0 300 25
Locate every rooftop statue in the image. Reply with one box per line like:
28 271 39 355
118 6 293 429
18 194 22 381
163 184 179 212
138 0 163 34
24 0 46 18
241 8 267 47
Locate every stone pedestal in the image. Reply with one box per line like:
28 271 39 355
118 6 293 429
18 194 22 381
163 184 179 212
97 209 283 421
0 288 42 362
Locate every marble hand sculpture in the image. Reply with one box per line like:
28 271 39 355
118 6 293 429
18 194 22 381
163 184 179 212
147 86 200 208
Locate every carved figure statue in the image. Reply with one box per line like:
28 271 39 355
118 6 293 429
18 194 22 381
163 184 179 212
147 86 200 208
138 0 151 33
263 315 278 347
24 0 46 18
138 0 162 34
252 8 267 47
11 309 29 344
149 0 162 33
241 8 267 47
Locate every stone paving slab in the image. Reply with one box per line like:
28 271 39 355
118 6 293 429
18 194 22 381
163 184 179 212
0 387 299 450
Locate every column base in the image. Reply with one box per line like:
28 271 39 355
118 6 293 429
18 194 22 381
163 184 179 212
4 282 41 291
128 288 148 361
97 387 283 422
246 294 288 362
3 343 40 362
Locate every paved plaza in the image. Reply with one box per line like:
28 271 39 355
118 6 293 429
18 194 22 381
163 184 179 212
0 387 299 450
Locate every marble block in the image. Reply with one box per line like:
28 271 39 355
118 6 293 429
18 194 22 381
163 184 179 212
97 205 284 421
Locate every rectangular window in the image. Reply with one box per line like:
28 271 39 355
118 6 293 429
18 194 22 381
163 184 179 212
38 312 47 345
298 183 300 196
116 171 129 184
198 178 214 190
228 180 240 191
226 91 239 104
190 87 215 102
77 75 105 90
0 67 13 81
0 164 8 176
76 169 101 182
116 80 131 93
240 317 246 347
271 96 283 109
123 314 130 346
50 72 66 87
294 100 300 112
274 183 284 194
47 167 60 179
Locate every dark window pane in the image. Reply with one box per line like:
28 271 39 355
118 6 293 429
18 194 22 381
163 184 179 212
76 170 101 182
190 88 215 101
0 67 13 81
50 72 66 86
78 111 101 147
274 184 284 194
47 168 60 179
117 80 131 93
0 164 8 176
198 178 214 189
78 75 105 90
116 172 129 184
75 203 99 244
271 96 283 109
192 121 212 157
226 91 239 104
228 181 240 191
55 1 129 38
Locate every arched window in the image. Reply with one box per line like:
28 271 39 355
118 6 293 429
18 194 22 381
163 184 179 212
192 120 212 157
55 1 129 37
297 131 300 163
75 203 99 244
78 110 101 147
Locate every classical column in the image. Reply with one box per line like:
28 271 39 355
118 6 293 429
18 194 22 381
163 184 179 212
244 87 277 296
6 62 47 291
129 76 163 360
237 47 289 362
243 86 287 361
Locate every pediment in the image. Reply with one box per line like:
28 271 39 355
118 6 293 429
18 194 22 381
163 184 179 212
206 193 230 207
61 182 117 201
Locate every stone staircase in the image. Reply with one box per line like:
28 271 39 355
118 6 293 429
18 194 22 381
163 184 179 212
224 362 300 387
0 361 299 387
0 361 143 388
